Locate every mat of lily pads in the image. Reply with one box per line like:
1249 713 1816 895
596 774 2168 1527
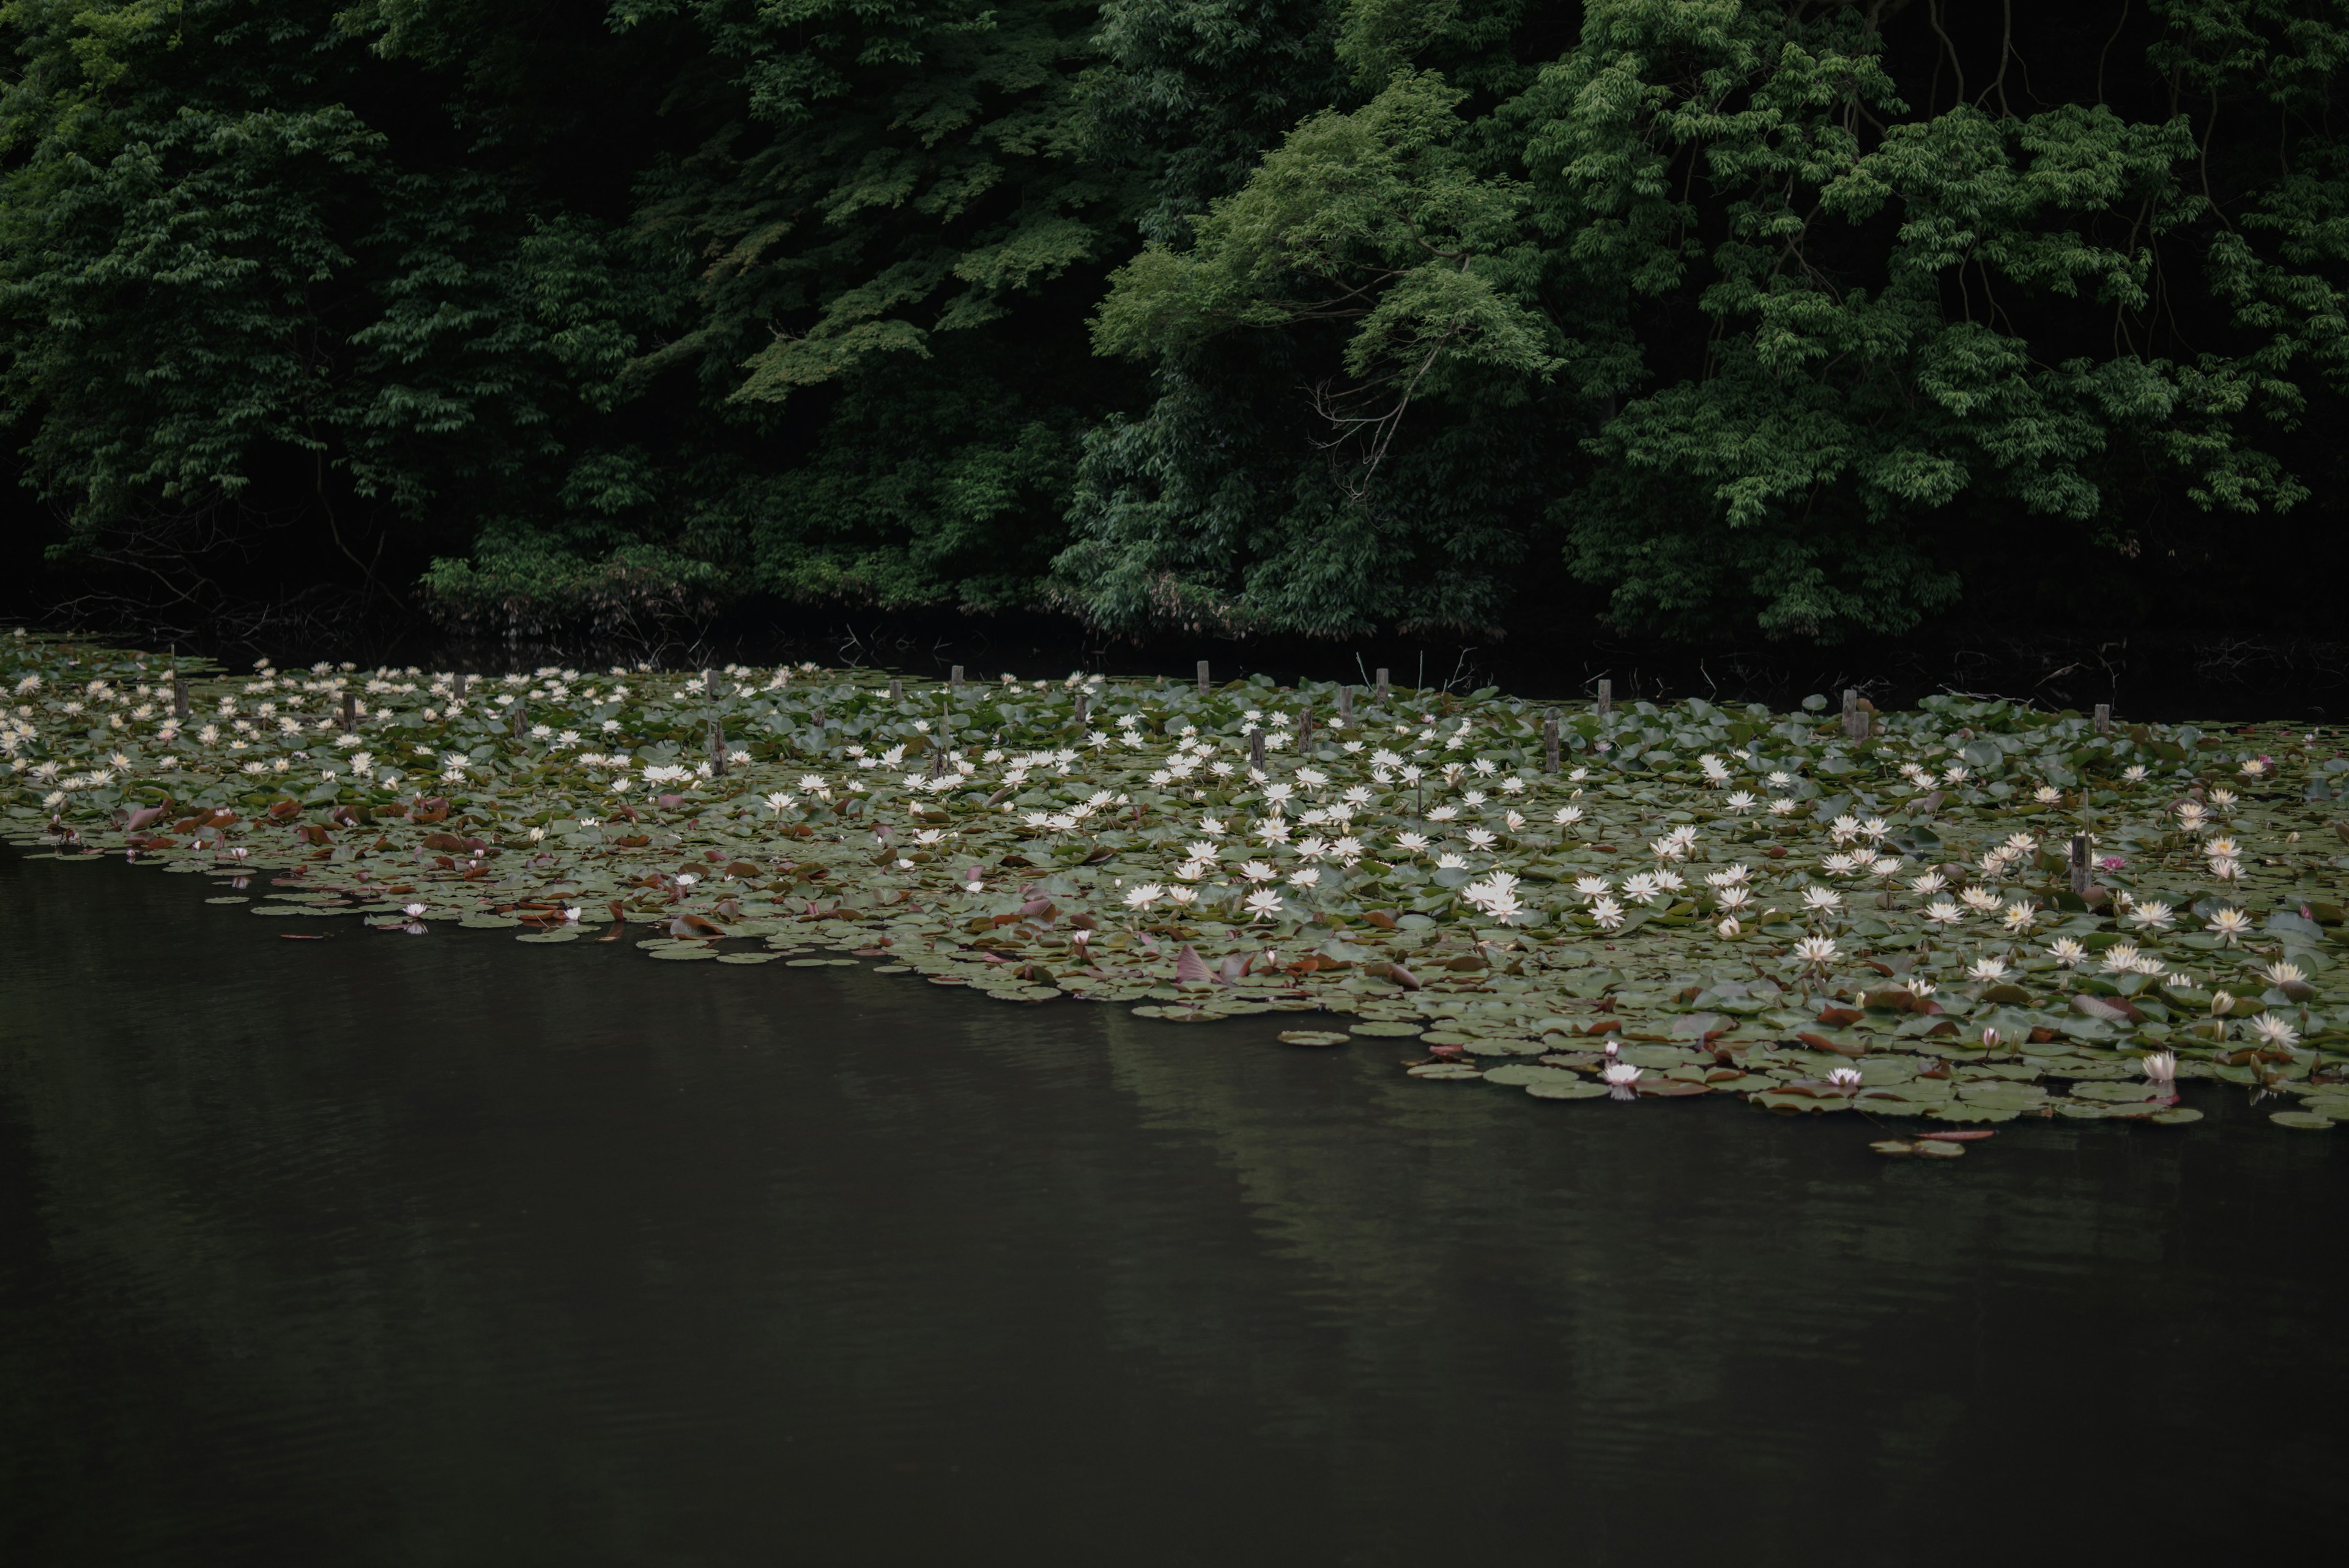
9 628 2349 1146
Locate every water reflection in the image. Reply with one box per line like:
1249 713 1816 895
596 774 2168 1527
1 847 2340 1565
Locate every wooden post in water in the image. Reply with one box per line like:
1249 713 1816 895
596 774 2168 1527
1543 709 1560 773
1595 679 1612 716
1073 690 1088 731
2095 702 2112 735
1197 660 1211 694
889 678 902 704
950 665 963 694
1297 708 1313 752
1249 729 1266 772
453 673 468 700
340 690 356 732
710 718 727 777
1337 683 1353 723
927 746 943 781
2070 831 2091 897
1375 667 1389 704
1843 688 1866 742
173 676 190 721
511 697 527 739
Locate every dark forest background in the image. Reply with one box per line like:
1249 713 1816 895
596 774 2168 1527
4 1 2347 704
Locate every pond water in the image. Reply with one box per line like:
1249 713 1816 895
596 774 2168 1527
2 846 2342 1565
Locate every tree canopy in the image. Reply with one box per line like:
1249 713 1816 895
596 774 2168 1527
6 0 2347 645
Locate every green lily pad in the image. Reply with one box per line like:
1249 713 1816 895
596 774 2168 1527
1481 1064 1579 1087
1524 1079 1611 1099
2269 1110 2334 1130
1351 1021 1425 1038
515 929 580 944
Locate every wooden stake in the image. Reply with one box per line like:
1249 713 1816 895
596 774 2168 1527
1197 660 1211 694
511 697 527 739
1337 684 1353 723
340 690 356 732
889 678 902 704
173 676 190 721
1249 729 1266 771
950 665 963 693
1543 709 1560 773
2070 831 2091 897
453 673 468 700
1297 708 1313 752
2095 702 2112 735
1596 679 1612 716
1073 690 1088 730
1375 667 1389 704
1843 688 1866 742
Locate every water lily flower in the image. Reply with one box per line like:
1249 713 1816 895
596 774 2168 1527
1244 888 1285 922
1793 935 1839 974
2247 1013 2300 1050
2206 907 2253 943
2001 901 2038 934
1967 955 2009 983
1124 884 1163 909
2128 900 2176 930
2141 1050 2177 1086
2260 960 2309 989
1601 1062 1642 1099
1724 790 1756 813
1922 899 1964 928
1239 861 1277 883
1716 915 1741 937
1590 897 1626 931
2100 942 2142 973
1825 1066 1862 1091
2047 937 2087 967
1909 872 1947 895
1961 887 2002 913
1553 805 1584 827
1802 885 1842 915
404 903 426 917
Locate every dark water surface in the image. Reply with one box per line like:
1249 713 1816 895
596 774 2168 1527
2 848 2343 1566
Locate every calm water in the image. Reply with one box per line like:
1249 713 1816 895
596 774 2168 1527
2 848 2343 1566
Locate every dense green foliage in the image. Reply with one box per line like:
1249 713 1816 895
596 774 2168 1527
6 1 2349 643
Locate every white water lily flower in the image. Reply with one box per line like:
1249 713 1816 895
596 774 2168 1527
1922 899 1964 928
2141 1050 2177 1085
1967 956 2008 983
1124 883 1164 909
1244 888 1284 921
2247 1012 2300 1049
2047 937 2088 967
1825 1066 1862 1090
2128 900 2176 931
1590 897 1625 931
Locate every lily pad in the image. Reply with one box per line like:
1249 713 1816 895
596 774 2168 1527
1351 1021 1425 1038
2269 1110 2334 1130
1524 1079 1611 1100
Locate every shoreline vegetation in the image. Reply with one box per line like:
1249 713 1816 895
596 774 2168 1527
7 628 2349 1145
